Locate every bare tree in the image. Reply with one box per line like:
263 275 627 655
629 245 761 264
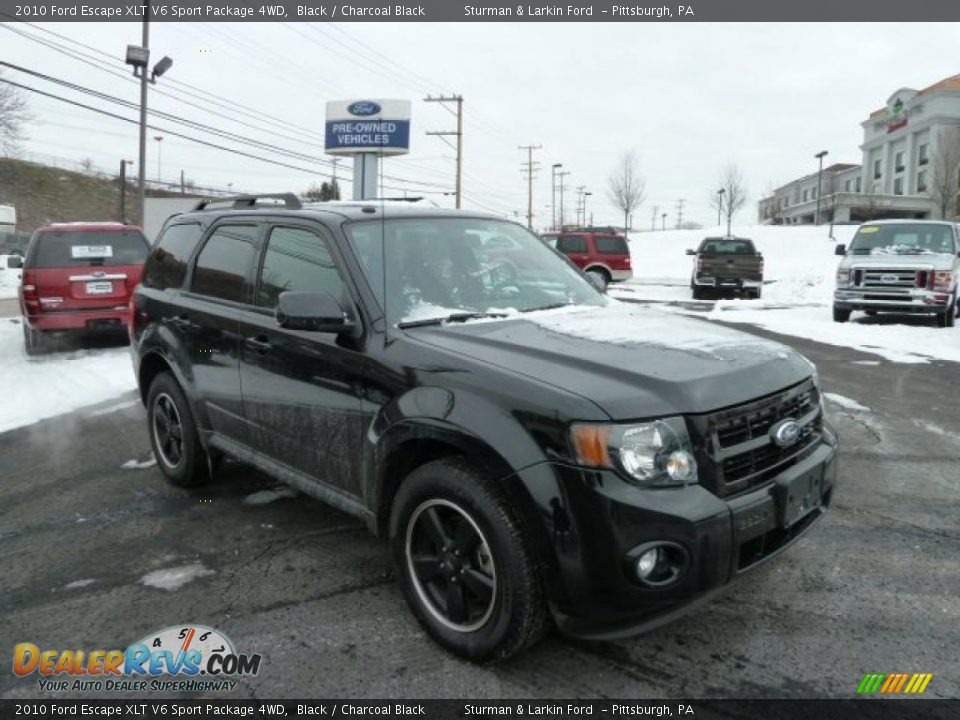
928 125 960 220
0 71 29 155
607 151 645 233
717 163 747 235
860 181 882 221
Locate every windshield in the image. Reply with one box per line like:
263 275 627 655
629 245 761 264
345 218 606 325
848 224 956 255
31 230 149 268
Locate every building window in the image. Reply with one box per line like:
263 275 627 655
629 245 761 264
874 160 882 179
895 151 905 172
919 143 929 166
917 171 927 193
812 187 817 199
845 179 852 192
856 176 862 193
802 189 808 202
894 177 904 195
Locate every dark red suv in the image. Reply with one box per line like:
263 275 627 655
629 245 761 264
541 229 632 287
19 223 150 354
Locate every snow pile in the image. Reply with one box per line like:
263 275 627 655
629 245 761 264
0 319 138 434
824 392 870 412
140 563 214 591
626 223 858 306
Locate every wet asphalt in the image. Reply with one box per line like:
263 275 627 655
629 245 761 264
1 302 958 701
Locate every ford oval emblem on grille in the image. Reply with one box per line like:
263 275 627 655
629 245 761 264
348 101 381 116
92 270 105 278
880 274 898 284
771 419 802 448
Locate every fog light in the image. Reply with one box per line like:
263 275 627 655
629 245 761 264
636 549 660 579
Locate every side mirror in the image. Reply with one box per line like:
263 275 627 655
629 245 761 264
6 256 22 269
685 249 696 256
834 244 846 256
275 290 354 333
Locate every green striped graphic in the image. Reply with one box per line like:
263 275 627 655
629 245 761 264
857 673 886 694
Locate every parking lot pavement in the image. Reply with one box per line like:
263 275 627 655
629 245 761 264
0 297 19 318
1 324 958 700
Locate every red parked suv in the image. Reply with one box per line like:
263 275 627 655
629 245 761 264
541 229 632 287
19 222 150 354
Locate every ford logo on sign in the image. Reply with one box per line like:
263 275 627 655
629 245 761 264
348 101 381 117
771 419 802 448
880 274 899 284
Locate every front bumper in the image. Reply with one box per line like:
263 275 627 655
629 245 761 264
834 288 953 314
610 269 633 282
509 438 838 640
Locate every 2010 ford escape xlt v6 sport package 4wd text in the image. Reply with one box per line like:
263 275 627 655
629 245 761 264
131 194 839 661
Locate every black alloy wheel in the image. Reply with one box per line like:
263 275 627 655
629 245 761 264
146 372 210 487
153 393 184 469
405 499 497 632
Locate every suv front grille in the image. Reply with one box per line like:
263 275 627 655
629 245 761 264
693 379 822 498
859 268 917 289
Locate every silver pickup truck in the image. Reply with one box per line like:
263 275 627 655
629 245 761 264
833 220 960 328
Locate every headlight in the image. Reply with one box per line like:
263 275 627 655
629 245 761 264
571 417 698 487
932 271 953 292
835 269 850 286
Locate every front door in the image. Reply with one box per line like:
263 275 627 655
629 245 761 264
236 222 366 497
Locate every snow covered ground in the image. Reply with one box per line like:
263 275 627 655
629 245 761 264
0 318 138 434
613 224 960 365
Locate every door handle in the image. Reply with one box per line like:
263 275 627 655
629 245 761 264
167 314 193 330
243 336 272 353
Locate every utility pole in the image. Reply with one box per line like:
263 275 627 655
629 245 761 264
180 169 185 196
136 6 149 222
557 169 571 229
551 163 563 230
675 198 685 230
519 144 542 229
575 186 586 226
651 205 658 231
425 94 464 208
153 135 163 182
119 159 134 223
662 212 667 231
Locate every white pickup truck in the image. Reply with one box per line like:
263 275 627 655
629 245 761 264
833 220 960 328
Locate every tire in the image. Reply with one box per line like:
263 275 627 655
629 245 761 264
587 268 610 290
389 458 549 662
692 286 704 300
864 310 878 317
937 305 955 328
146 371 210 487
752 287 762 300
833 306 851 323
22 323 45 356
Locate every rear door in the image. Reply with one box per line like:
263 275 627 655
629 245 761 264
555 234 589 268
236 221 365 495
27 229 149 313
593 234 631 274
180 222 261 443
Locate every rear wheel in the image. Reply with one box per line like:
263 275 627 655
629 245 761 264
937 305 955 328
692 286 704 300
833 306 851 323
147 372 210 487
390 458 549 662
587 268 610 290
22 324 45 356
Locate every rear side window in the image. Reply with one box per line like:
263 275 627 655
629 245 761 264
256 226 347 309
29 230 149 268
594 236 628 254
556 235 586 253
191 225 258 303
142 223 203 290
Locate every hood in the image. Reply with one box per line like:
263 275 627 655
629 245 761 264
842 253 956 270
405 304 813 420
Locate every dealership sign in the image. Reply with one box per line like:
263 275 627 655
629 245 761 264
325 99 411 155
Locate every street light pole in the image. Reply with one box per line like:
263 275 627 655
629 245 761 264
119 159 134 223
815 150 828 225
661 212 667 231
716 188 725 228
154 135 164 182
557 170 570 229
583 192 592 228
136 6 149 224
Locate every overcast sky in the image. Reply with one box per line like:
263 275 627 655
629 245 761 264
2 21 958 228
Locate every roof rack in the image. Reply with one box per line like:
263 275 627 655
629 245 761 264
192 193 302 211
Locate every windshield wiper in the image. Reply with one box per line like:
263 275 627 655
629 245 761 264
397 311 510 329
520 302 571 312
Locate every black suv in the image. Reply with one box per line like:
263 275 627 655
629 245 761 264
131 194 839 661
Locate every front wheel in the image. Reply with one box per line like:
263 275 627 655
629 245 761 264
389 458 549 662
937 305 955 328
833 306 851 323
147 372 210 487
